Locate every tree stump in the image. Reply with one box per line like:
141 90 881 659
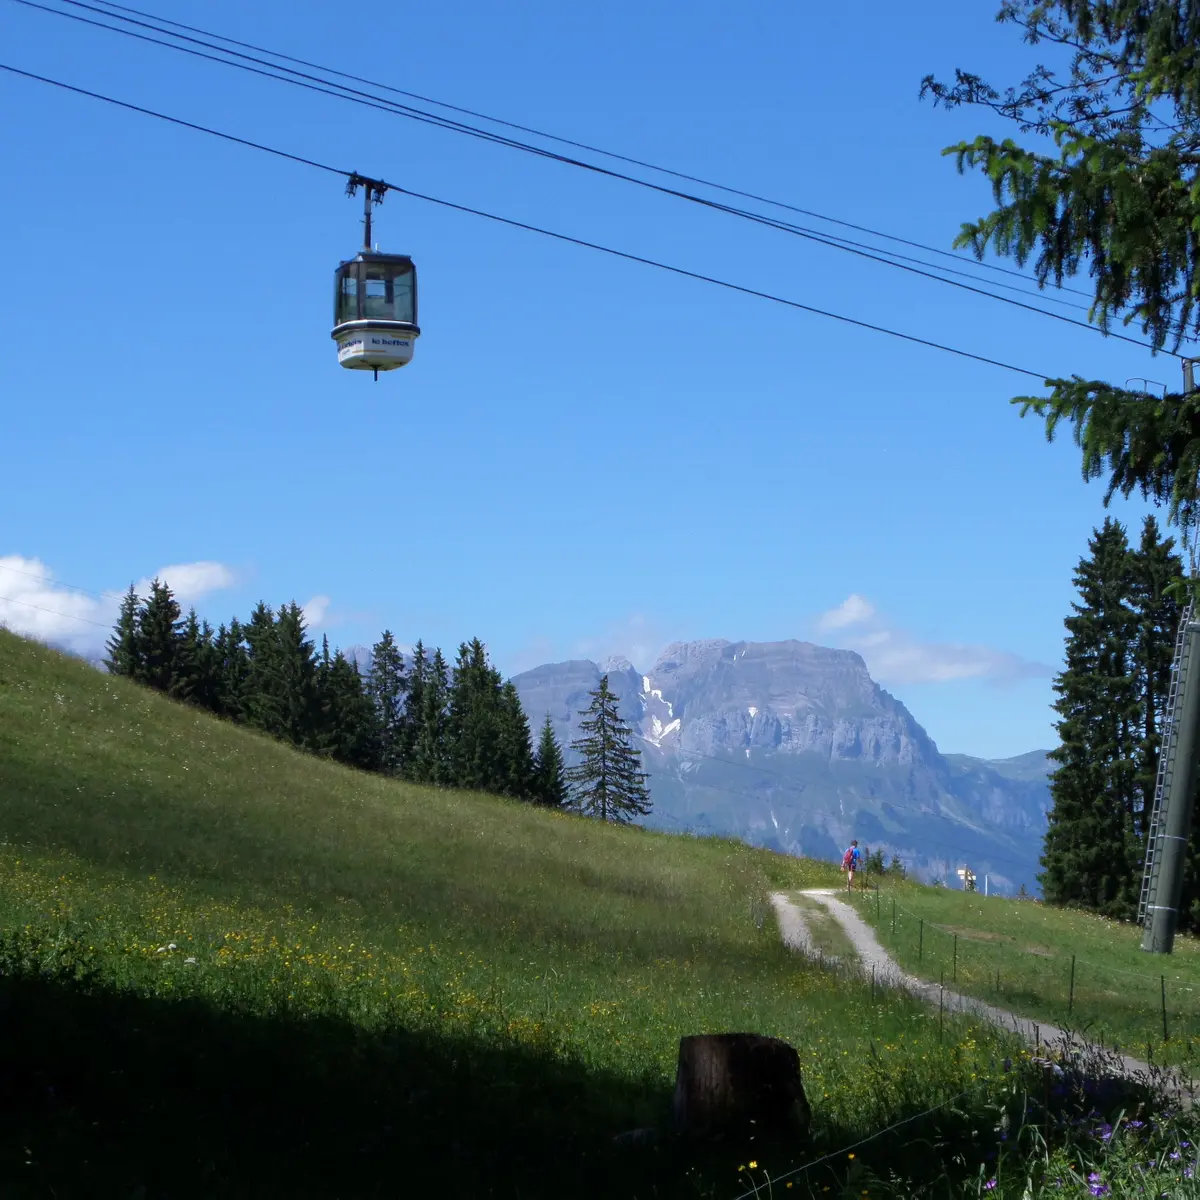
671 1033 811 1140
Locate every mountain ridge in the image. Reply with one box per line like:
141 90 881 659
512 638 1053 894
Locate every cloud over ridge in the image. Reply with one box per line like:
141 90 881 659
814 592 1053 687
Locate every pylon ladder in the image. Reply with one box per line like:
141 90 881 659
1139 601 1195 927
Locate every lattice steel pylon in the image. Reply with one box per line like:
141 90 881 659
1138 601 1194 927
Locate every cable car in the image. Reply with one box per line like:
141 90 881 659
331 175 420 379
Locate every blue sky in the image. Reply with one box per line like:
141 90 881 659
0 0 1180 759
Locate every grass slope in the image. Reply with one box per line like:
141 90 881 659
850 879 1200 1065
0 631 1027 1197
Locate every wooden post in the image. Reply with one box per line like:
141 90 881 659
672 1033 812 1139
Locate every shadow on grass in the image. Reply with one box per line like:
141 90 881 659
0 970 726 1199
3 969 1161 1200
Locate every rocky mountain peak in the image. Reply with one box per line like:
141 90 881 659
509 636 1050 893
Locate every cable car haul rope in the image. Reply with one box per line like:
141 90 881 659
0 59 1059 384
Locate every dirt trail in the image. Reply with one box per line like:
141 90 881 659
770 888 1173 1088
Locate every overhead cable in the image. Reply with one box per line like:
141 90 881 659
13 0 1160 349
0 61 1057 380
83 0 1098 300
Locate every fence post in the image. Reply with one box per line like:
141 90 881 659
1068 954 1075 1016
953 934 958 983
919 919 924 965
1162 976 1169 1043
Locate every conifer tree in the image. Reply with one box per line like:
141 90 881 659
366 631 407 775
316 642 380 770
104 584 141 677
214 618 251 721
136 579 184 694
495 680 536 799
242 602 283 736
175 608 220 708
567 674 652 822
1041 519 1141 916
410 647 450 785
399 639 428 770
446 638 505 792
532 713 568 807
272 602 321 749
926 2 1200 532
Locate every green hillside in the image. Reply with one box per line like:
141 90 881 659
849 879 1200 1066
0 630 1036 1197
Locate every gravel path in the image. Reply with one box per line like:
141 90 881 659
770 888 1172 1088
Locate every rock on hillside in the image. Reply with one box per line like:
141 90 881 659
512 639 1050 895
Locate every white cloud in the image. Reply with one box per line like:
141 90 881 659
0 554 237 660
302 594 332 628
817 593 875 632
813 593 1053 687
148 561 236 603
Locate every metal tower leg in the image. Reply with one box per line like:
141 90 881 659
1143 616 1200 954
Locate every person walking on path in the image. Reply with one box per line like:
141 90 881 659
841 840 861 893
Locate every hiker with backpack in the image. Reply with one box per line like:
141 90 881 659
842 840 862 892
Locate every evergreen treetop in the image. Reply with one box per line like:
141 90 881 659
1042 519 1144 916
366 631 407 775
533 714 568 808
104 584 141 678
566 674 651 823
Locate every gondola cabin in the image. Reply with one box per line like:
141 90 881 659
331 251 420 374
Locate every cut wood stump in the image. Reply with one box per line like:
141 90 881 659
671 1033 811 1140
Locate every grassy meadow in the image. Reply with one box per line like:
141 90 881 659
0 629 1048 1198
11 628 1200 1198
849 878 1200 1067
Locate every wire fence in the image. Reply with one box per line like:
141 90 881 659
846 887 1200 1059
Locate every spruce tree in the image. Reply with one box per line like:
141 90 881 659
566 674 652 822
272 602 321 749
243 602 283 736
104 584 142 677
214 618 251 721
1041 519 1141 917
926 3 1200 531
399 639 428 770
317 643 380 770
366 631 407 775
532 713 568 807
446 638 505 792
175 608 220 708
495 680 536 799
135 579 184 694
410 647 450 785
